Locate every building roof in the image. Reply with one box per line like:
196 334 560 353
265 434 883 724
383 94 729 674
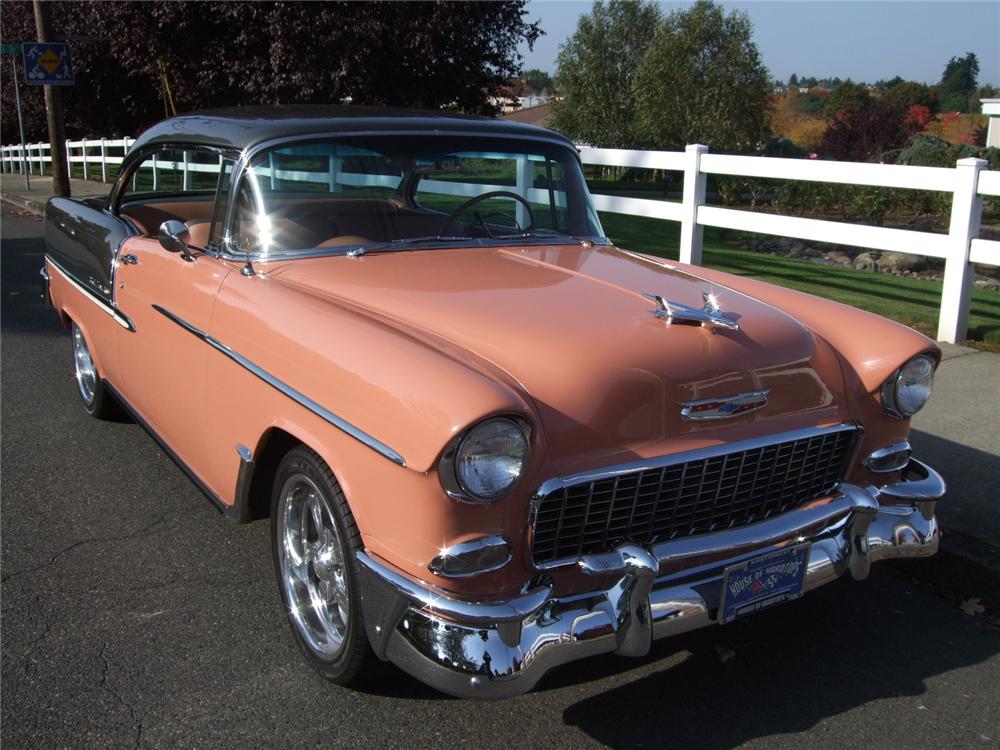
501 102 553 129
131 104 572 154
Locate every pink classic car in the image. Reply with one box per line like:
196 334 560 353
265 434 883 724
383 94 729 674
41 107 945 698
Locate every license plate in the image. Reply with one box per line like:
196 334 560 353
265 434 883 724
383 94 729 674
719 543 810 624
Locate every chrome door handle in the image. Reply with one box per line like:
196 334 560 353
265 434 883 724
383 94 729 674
120 254 139 265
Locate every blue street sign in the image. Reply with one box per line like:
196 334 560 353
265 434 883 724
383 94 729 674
22 42 74 86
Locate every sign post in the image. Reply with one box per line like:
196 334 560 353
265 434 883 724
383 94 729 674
1 43 30 190
30 0 72 197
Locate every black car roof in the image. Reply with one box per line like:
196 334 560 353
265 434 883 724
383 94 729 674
130 105 575 154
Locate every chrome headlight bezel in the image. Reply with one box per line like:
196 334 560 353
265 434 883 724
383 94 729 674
439 416 531 503
881 353 936 419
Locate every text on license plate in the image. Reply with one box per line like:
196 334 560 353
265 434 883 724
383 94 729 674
720 543 811 624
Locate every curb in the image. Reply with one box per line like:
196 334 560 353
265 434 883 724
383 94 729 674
1 192 45 216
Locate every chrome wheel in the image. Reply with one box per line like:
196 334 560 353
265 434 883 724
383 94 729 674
72 324 97 406
277 473 350 659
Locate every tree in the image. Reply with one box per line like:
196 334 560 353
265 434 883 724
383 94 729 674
1 1 541 142
549 0 661 148
881 80 938 114
938 52 979 112
522 68 554 94
632 0 772 152
788 73 798 87
822 80 872 117
818 105 908 162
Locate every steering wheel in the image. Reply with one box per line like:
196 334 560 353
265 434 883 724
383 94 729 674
440 191 535 236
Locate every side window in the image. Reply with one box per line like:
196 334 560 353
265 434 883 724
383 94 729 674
120 148 221 201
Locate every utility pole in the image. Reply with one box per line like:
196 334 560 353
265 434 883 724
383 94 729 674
32 0 70 197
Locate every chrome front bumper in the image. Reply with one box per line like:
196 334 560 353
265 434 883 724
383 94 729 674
356 458 945 700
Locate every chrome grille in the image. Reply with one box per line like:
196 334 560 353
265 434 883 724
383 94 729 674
531 426 858 566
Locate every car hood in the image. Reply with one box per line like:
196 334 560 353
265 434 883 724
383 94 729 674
266 244 851 474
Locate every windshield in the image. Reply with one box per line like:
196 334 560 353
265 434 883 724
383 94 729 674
231 136 606 256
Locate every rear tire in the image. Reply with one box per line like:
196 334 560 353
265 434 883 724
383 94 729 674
71 322 119 419
270 445 376 685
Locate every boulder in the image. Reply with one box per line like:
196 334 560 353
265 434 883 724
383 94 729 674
825 250 853 266
878 252 927 273
854 252 878 271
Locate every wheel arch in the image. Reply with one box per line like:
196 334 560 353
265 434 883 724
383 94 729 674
244 427 304 522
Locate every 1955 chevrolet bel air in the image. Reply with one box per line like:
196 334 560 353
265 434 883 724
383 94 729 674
41 106 945 698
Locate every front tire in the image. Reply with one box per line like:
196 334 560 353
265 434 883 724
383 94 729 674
270 445 376 684
71 322 118 419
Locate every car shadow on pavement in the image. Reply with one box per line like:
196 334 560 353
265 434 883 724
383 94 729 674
1 231 66 338
557 569 998 748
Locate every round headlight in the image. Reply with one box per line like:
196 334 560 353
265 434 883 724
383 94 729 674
453 418 529 501
882 354 935 418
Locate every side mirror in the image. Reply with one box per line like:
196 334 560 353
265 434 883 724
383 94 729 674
158 220 195 262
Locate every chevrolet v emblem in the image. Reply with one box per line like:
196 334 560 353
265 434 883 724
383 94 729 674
643 292 739 331
680 389 770 420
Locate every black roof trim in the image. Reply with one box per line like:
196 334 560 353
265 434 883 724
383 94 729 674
129 105 573 154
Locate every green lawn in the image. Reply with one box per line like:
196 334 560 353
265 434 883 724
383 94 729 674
599 211 1000 346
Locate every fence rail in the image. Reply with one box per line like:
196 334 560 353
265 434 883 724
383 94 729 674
1 138 996 343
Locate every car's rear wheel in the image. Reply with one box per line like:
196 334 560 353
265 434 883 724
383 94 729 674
71 322 118 419
270 445 376 684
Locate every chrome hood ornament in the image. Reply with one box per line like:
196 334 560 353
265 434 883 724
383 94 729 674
680 389 770 420
643 291 739 331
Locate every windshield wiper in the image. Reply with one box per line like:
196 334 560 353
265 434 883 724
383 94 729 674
488 231 586 244
345 236 470 257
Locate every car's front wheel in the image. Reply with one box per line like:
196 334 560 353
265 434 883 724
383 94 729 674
270 445 376 684
71 322 118 419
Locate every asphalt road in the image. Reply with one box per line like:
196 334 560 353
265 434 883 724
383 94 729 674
2 204 998 749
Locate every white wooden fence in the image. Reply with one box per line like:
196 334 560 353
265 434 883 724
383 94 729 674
2 139 996 343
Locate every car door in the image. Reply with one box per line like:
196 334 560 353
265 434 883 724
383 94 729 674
112 147 236 494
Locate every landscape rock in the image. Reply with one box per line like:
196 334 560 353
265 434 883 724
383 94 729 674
854 252 878 271
824 250 853 266
879 252 927 273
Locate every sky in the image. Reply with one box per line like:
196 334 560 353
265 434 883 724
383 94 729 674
519 1 1000 87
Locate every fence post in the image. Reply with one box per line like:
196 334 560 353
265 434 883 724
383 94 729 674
100 138 107 182
82 139 89 180
679 144 708 265
37 143 44 175
65 139 71 179
937 157 987 343
26 143 34 175
152 152 159 191
182 150 191 190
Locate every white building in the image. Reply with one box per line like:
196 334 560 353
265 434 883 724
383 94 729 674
982 98 1000 148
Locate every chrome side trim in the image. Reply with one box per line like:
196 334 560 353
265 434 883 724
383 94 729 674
232 443 255 525
152 305 406 467
45 255 136 332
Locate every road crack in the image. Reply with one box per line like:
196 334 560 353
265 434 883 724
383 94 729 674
99 642 144 749
1 509 183 583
